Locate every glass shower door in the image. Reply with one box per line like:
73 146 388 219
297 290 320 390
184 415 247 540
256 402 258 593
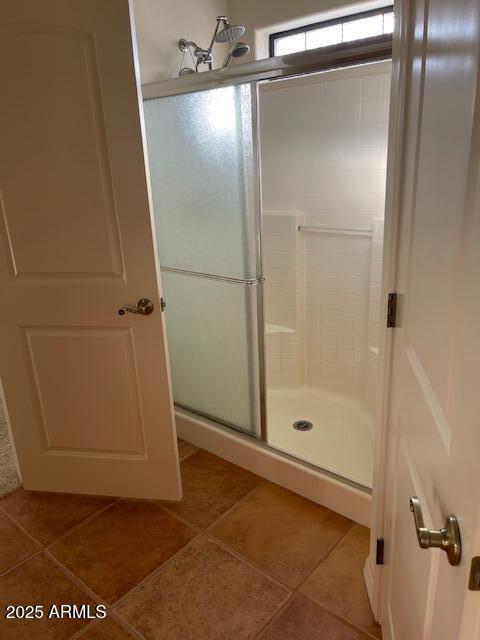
143 83 264 436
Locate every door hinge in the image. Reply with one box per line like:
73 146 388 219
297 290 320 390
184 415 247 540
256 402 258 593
376 538 385 565
468 557 480 590
160 297 166 312
387 292 397 328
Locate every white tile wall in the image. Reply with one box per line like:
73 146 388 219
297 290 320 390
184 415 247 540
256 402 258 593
260 62 390 401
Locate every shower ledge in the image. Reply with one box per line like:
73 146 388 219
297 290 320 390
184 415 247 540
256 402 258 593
265 322 296 335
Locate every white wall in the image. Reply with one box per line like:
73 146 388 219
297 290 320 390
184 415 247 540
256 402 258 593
132 0 228 83
260 62 390 401
132 0 387 81
228 0 389 61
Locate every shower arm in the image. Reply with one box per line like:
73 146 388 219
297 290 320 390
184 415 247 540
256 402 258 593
222 50 234 68
206 16 228 57
179 16 237 73
179 38 212 71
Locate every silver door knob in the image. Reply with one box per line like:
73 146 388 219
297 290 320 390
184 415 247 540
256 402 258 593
409 496 461 566
118 298 154 316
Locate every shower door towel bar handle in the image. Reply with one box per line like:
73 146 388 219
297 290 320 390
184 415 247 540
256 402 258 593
118 298 154 316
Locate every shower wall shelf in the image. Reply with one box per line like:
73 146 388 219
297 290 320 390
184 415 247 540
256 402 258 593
265 322 296 335
297 225 373 237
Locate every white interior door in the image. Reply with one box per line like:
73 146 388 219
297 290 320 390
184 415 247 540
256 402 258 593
381 0 480 637
0 0 181 500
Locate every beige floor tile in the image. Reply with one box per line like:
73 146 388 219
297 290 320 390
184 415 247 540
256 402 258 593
260 594 373 639
165 450 262 528
0 553 95 640
117 536 289 640
50 501 196 603
0 510 40 574
210 482 352 587
1 489 112 545
300 525 381 638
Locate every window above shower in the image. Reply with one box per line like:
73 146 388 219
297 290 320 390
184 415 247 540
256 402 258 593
269 6 394 57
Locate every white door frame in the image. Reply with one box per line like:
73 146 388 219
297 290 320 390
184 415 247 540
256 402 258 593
365 0 412 619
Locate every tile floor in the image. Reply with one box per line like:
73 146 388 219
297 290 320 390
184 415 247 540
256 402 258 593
0 440 382 640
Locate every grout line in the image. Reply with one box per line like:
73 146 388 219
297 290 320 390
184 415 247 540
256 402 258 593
294 522 383 640
295 520 355 589
252 591 295 640
112 532 293 640
68 610 147 640
0 504 43 539
0 549 43 579
0 496 118 552
158 477 267 535
204 479 268 532
106 610 148 640
44 549 108 606
110 532 202 610
157 503 203 533
205 515 356 598
46 499 120 550
44 551 156 640
178 445 199 463
203 533 293 592
248 519 377 640
0 484 23 503
0 504 44 548
300 590 381 640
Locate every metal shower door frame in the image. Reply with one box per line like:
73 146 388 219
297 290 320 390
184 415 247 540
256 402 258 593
142 34 393 445
142 34 392 100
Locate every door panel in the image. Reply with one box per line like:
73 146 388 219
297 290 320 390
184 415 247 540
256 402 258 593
382 0 480 637
0 25 124 281
24 327 146 455
0 0 181 500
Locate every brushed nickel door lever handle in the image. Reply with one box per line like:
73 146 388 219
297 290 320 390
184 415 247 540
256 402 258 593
118 298 154 316
409 496 461 566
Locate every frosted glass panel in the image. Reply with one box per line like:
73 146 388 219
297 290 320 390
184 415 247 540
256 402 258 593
162 270 261 436
144 84 258 279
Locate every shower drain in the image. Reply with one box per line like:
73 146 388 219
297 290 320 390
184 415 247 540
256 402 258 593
293 420 313 431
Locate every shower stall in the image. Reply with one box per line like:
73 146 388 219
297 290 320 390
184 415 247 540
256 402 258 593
142 38 391 499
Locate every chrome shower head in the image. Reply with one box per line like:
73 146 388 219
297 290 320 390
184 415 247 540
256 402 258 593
222 42 250 67
214 17 245 43
230 42 250 58
178 17 248 73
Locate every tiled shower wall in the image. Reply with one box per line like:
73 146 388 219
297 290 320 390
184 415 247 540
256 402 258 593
263 211 305 387
260 61 391 402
